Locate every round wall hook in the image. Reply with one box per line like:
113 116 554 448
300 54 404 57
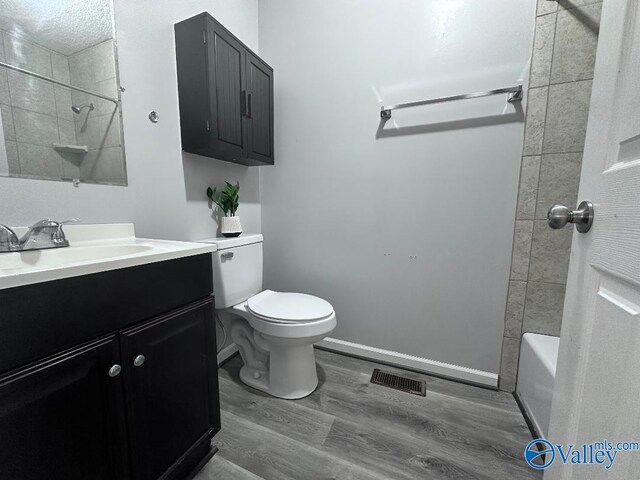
148 111 159 123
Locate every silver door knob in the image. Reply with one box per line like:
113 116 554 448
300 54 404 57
133 355 145 367
547 201 594 233
108 365 122 377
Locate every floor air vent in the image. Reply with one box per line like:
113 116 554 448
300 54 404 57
370 368 426 397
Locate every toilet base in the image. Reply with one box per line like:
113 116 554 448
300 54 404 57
238 338 320 400
238 365 270 394
230 318 322 399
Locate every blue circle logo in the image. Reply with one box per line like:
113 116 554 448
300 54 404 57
525 439 556 470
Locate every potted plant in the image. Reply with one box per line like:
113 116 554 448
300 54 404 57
207 181 242 237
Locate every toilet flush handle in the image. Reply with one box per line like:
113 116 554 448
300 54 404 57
221 252 234 260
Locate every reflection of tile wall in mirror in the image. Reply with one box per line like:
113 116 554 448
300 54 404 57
0 33 15 175
0 33 10 105
69 40 122 183
1 29 78 179
0 22 125 184
0 95 8 175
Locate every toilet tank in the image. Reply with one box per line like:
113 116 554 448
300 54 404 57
200 234 263 309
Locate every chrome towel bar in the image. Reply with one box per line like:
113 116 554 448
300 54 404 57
380 84 523 119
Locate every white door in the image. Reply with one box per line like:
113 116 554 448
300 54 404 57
546 0 640 479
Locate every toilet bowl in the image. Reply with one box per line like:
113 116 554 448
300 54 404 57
200 234 336 399
231 290 336 399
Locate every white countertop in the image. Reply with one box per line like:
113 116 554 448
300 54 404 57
0 223 216 290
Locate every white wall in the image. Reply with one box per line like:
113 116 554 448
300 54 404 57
0 0 261 241
259 0 536 380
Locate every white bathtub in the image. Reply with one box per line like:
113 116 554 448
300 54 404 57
516 333 560 438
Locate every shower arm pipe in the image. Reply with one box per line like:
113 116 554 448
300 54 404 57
0 61 119 104
380 84 523 119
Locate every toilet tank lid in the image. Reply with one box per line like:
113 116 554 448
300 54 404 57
199 233 263 250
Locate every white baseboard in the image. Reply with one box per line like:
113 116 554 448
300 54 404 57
316 337 498 388
217 343 239 365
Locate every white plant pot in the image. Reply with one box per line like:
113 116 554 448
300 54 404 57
221 216 242 237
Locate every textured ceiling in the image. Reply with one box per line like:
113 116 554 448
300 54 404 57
0 0 113 56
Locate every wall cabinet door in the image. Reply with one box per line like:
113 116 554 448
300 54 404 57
244 51 274 165
0 336 130 480
206 18 247 161
120 299 219 480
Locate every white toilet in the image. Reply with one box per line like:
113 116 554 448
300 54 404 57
202 234 336 399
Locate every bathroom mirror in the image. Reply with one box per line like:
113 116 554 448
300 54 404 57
0 0 127 185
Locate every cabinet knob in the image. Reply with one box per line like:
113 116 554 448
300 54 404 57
133 355 146 367
108 365 122 377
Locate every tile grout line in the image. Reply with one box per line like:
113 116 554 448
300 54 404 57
519 7 560 339
501 5 559 390
530 77 594 91
558 0 603 14
499 3 545 389
525 6 558 278
541 150 585 155
51 51 63 148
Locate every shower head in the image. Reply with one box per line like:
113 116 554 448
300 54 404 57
71 103 94 114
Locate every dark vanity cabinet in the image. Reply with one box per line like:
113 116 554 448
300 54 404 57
175 13 274 166
0 255 219 480
0 336 131 480
121 302 218 480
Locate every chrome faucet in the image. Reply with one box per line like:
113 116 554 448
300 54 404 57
0 219 78 252
0 225 20 252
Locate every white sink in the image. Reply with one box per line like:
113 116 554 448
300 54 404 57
0 223 216 290
0 244 155 272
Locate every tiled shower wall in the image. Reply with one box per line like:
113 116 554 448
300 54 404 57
0 30 79 179
499 0 602 391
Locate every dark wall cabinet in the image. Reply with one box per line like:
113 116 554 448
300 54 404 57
175 13 274 166
0 255 219 480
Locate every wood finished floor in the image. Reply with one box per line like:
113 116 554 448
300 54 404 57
194 349 541 480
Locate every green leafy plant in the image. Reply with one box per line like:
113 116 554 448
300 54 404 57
207 181 240 217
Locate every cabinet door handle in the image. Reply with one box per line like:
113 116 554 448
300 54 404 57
246 92 252 119
108 365 122 377
133 355 146 367
241 90 248 117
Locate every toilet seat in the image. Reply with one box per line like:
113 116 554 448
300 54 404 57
231 290 337 339
247 290 334 324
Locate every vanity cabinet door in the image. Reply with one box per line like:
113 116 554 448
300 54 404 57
120 298 220 480
244 51 274 165
0 336 130 480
